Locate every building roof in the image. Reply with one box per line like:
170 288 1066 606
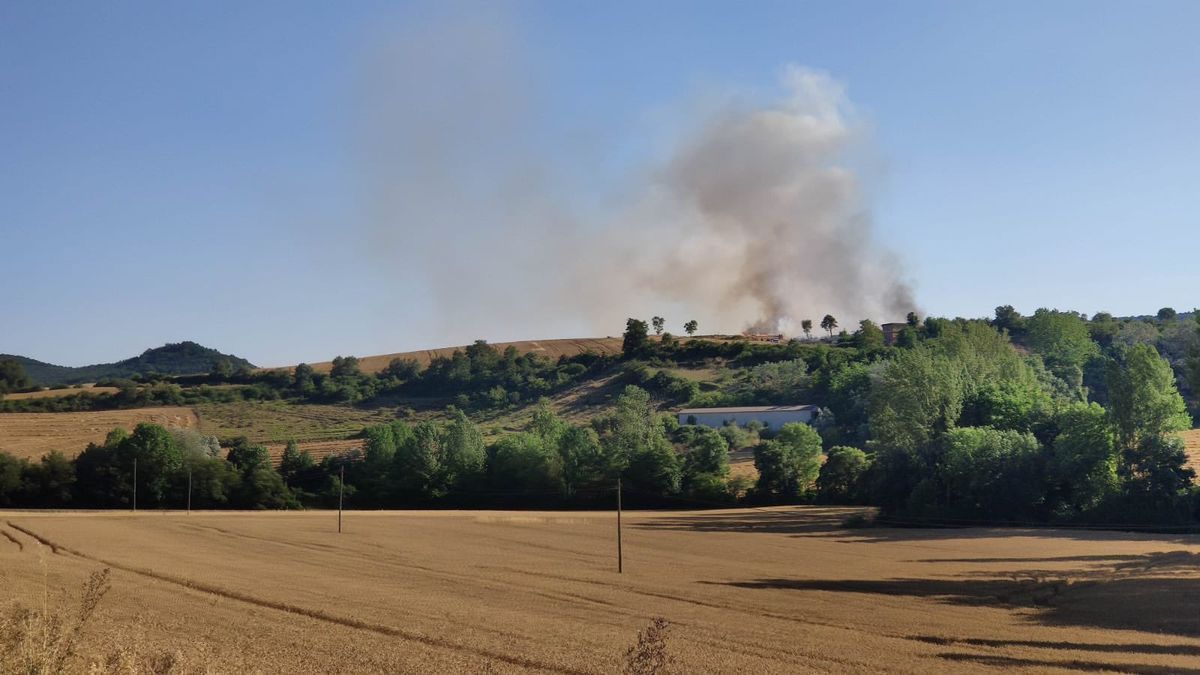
676 405 818 415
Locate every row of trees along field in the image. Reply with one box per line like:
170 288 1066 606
1 307 1198 526
0 387 820 509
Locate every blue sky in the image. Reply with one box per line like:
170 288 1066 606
3 1 1198 367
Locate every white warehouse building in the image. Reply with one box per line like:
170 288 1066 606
676 405 819 430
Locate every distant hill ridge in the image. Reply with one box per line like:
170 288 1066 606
1 342 255 386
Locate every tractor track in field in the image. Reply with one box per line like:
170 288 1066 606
5 520 592 675
1 526 23 550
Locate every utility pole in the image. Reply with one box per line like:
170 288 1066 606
132 458 137 513
616 476 623 574
187 467 192 515
338 464 344 534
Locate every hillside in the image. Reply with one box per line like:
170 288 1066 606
270 335 749 375
2 341 255 386
273 337 627 374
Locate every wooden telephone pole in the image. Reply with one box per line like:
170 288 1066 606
338 464 344 534
616 476 623 574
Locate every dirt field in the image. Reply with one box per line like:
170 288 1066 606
0 407 199 460
4 507 1200 673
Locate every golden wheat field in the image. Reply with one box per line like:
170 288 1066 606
4 507 1200 673
0 408 199 461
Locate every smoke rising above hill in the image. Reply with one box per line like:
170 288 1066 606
359 12 916 342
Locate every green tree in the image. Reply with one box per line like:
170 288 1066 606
1186 311 1200 398
279 440 315 484
1026 308 1098 389
683 320 698 336
940 427 1043 520
870 347 965 453
0 453 23 506
441 408 486 489
906 312 921 327
854 320 885 350
1157 307 1178 322
1048 402 1118 516
597 386 681 495
651 316 665 335
381 357 420 381
1106 344 1192 453
235 463 298 509
330 355 362 379
292 363 316 394
0 358 31 393
20 452 75 507
394 421 442 497
962 379 1050 433
623 319 650 357
121 423 184 506
682 426 729 479
992 305 1026 337
753 422 822 501
490 433 564 492
816 446 870 504
558 425 611 497
225 437 270 473
800 319 813 340
820 315 838 338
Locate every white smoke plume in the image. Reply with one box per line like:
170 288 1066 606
357 12 916 343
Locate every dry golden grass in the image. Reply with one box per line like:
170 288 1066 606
4 508 1200 673
194 401 395 444
0 408 199 461
1182 428 1200 474
262 438 363 464
1 385 121 401
273 337 628 375
266 335 740 375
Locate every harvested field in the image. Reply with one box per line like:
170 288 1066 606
1184 429 1200 474
194 401 397 444
4 507 1200 673
263 438 363 464
273 337 626 375
1 385 120 400
0 407 198 460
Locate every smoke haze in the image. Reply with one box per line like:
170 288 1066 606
359 11 916 343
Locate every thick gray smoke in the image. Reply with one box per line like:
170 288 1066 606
357 13 916 343
639 66 917 334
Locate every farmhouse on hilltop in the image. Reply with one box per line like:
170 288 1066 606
677 404 818 429
881 322 907 345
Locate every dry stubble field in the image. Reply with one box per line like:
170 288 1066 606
0 407 199 461
4 507 1200 673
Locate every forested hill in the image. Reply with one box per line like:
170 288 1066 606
1 342 255 386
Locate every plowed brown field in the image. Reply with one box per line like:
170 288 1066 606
0 407 199 460
4 507 1200 673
